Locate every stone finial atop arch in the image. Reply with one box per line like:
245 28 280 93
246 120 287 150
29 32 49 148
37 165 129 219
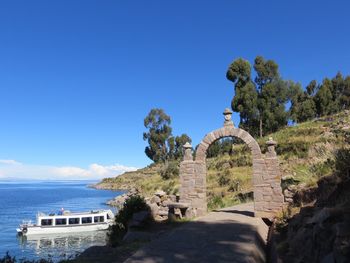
179 109 284 219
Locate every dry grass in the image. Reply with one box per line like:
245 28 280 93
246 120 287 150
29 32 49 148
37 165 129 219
95 110 350 210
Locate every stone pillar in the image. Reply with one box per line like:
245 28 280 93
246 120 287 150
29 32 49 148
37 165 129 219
179 142 195 204
255 137 284 218
252 158 269 218
192 161 207 216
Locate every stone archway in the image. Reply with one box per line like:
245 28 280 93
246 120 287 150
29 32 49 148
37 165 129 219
179 109 284 218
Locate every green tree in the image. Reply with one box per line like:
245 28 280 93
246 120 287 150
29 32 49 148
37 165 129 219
167 136 175 160
226 59 259 135
306 80 317 96
290 81 316 123
207 140 221 158
220 138 233 155
314 79 334 116
254 56 279 91
341 76 350 109
254 56 288 137
227 56 289 137
298 97 316 122
259 79 289 134
289 82 304 122
173 134 192 160
143 108 172 162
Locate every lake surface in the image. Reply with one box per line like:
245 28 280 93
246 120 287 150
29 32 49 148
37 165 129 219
0 180 122 261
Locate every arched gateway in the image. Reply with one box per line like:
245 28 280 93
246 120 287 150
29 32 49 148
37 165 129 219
179 109 284 218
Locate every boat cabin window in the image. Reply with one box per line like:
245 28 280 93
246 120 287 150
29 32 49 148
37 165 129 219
69 218 80 225
94 216 104 223
55 218 67 225
41 219 53 226
81 217 92 224
107 214 111 219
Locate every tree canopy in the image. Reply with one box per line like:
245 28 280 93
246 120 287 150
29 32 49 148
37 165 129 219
227 57 350 137
143 108 191 163
227 56 289 137
143 108 172 162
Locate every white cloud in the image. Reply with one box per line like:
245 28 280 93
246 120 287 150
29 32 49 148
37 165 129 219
89 163 139 176
0 159 22 165
0 160 138 180
51 166 91 177
89 163 110 176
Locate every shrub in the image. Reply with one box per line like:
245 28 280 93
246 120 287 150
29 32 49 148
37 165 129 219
215 159 231 171
0 252 16 263
208 195 225 210
236 191 253 203
108 195 150 247
229 154 252 167
160 161 179 180
228 179 242 192
335 148 350 178
161 180 176 194
218 169 231 186
0 252 67 262
281 176 300 191
309 159 334 178
276 141 311 159
108 222 126 248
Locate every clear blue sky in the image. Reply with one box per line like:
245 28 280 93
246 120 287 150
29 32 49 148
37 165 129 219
0 1 350 179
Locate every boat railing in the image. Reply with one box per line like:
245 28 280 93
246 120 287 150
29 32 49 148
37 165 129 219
37 212 46 217
21 220 34 226
35 210 108 218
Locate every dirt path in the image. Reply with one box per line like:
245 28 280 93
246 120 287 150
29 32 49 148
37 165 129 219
123 203 269 263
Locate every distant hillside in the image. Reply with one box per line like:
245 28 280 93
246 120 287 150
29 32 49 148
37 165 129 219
93 163 179 195
94 110 350 211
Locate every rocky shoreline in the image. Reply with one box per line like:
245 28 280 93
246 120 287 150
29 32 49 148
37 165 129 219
105 187 180 221
75 185 187 262
88 182 130 191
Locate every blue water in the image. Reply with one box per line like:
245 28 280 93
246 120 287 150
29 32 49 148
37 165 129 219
0 180 123 261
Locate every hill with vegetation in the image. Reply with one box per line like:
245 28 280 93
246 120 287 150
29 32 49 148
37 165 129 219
94 110 350 211
92 107 350 263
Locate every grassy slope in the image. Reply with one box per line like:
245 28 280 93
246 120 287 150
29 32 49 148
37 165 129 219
95 110 350 210
95 164 180 196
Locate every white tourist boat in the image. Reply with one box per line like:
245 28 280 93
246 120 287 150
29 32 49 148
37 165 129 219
16 209 114 236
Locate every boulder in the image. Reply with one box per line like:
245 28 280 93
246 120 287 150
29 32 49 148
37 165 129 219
162 200 172 207
169 194 177 202
154 190 166 197
106 194 127 208
150 195 161 204
157 210 169 217
149 203 159 217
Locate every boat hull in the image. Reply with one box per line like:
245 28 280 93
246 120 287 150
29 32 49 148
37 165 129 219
18 223 110 236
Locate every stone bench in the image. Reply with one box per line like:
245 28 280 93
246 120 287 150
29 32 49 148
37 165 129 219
167 202 190 221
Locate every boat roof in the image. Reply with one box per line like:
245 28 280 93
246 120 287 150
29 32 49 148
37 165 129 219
37 210 110 218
